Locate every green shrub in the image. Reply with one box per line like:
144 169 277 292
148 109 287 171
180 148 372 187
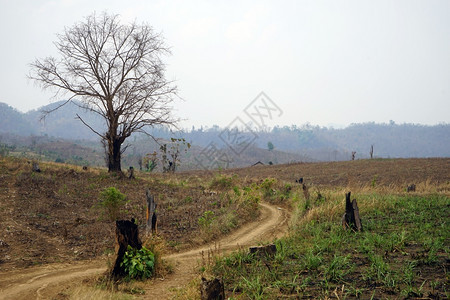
209 174 235 189
259 178 277 199
198 210 215 229
121 245 155 280
98 187 129 221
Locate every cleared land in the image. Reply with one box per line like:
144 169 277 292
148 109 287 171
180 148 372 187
0 157 448 299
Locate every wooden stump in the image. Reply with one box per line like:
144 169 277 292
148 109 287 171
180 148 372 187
128 166 135 179
111 219 142 278
200 277 225 300
407 184 416 192
302 183 310 201
32 161 41 172
342 192 363 232
295 177 303 184
146 189 157 235
249 244 277 258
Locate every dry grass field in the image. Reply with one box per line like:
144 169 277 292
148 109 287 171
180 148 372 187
0 156 448 299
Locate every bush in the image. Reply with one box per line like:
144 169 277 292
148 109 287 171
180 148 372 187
209 174 235 189
121 245 155 280
198 210 215 229
98 187 129 221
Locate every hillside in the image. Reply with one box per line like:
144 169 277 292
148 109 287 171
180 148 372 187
0 103 36 136
0 101 449 167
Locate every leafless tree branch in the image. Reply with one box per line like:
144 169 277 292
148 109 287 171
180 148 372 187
29 12 179 172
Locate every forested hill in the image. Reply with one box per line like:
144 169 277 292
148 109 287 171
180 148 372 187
0 101 449 160
180 123 449 160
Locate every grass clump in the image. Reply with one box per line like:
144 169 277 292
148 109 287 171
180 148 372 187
209 174 236 189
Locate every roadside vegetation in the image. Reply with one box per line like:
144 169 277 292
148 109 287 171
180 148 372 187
204 184 449 299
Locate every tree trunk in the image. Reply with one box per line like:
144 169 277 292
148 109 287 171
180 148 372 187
111 219 142 278
107 137 122 173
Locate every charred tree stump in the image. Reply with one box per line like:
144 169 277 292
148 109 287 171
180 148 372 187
200 277 225 300
128 166 135 179
351 151 356 161
342 192 363 232
249 244 277 258
146 189 157 235
370 145 374 159
407 184 416 192
111 219 142 278
302 183 310 201
32 161 41 172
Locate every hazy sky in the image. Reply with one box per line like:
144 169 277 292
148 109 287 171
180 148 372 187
1 0 449 128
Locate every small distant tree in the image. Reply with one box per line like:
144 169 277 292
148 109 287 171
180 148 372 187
143 151 158 172
370 145 374 159
29 12 178 173
160 138 191 173
267 141 274 151
97 187 129 221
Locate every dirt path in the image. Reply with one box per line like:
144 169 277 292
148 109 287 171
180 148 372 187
0 202 289 300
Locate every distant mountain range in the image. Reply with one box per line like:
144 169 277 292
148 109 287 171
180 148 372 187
0 101 449 166
0 101 104 140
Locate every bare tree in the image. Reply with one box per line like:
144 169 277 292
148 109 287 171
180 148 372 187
29 12 178 172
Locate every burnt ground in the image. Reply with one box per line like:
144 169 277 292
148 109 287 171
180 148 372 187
0 157 255 271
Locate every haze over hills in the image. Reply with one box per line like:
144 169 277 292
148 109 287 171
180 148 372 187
0 101 449 169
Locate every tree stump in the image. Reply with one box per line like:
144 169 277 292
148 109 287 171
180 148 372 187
32 161 41 172
342 192 363 232
295 177 303 184
407 184 416 192
111 219 142 278
249 244 277 258
302 183 310 201
146 189 157 234
200 277 225 300
128 166 135 179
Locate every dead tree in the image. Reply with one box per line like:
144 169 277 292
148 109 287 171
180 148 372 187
370 145 374 159
200 277 225 300
111 219 142 278
351 151 356 161
29 12 179 173
342 192 363 232
146 189 157 234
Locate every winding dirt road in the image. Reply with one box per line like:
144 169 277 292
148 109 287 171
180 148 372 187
0 202 289 299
